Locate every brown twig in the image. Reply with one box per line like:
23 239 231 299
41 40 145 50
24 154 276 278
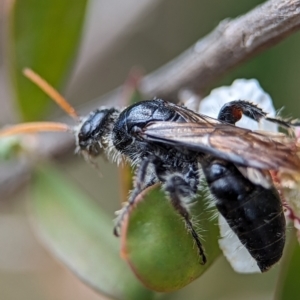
1 0 300 196
141 0 300 98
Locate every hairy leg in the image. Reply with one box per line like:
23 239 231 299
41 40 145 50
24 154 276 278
113 157 158 236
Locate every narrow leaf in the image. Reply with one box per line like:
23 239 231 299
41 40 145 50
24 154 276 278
121 185 220 292
275 235 300 300
30 165 154 300
8 0 88 120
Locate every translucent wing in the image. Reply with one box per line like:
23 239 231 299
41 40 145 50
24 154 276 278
141 121 300 173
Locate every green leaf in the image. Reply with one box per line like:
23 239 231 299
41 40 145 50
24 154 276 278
275 234 300 300
9 0 88 121
0 136 23 160
30 164 155 300
121 185 221 292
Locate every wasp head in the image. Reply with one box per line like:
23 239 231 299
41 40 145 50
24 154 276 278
76 108 119 157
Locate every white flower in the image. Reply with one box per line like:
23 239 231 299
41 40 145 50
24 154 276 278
199 79 277 132
199 79 277 274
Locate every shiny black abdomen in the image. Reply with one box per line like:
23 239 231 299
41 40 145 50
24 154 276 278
201 158 285 272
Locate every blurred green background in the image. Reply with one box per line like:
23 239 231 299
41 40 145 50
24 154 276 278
0 0 300 299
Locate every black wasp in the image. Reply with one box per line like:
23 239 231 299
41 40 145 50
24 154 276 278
2 69 300 272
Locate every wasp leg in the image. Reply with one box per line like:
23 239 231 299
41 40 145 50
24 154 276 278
114 155 206 264
113 157 158 236
218 100 295 128
162 173 207 264
155 160 206 264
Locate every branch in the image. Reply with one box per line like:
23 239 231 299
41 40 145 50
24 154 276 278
1 0 300 196
141 0 300 98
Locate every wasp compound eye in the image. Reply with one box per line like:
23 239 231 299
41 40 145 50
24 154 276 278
77 108 119 156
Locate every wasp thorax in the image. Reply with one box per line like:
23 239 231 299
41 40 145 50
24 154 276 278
77 108 119 156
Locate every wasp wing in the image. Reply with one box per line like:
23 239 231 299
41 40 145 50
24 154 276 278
141 121 300 173
166 101 222 125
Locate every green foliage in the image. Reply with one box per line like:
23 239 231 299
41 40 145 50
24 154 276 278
122 187 220 292
276 235 300 300
0 136 23 160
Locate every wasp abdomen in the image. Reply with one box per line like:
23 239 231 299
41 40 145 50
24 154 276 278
201 159 286 272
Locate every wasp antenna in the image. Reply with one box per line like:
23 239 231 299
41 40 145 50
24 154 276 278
0 122 71 137
23 68 80 122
